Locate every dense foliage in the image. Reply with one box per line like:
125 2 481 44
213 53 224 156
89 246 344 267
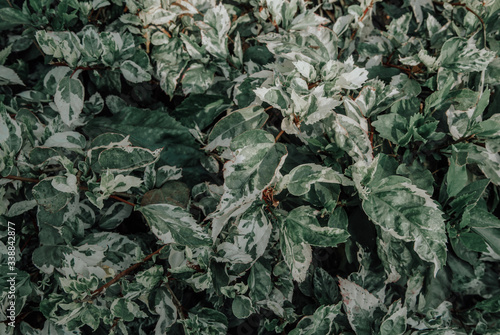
1 0 500 333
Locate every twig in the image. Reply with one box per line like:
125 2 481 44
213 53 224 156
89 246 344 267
90 244 168 299
3 175 39 183
275 130 285 143
109 194 135 207
165 281 187 320
432 1 486 47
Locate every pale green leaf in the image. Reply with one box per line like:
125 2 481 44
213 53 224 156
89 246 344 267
138 203 211 247
54 77 85 127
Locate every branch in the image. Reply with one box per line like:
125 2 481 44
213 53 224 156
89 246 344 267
433 1 486 45
165 281 187 320
90 244 168 299
2 175 39 183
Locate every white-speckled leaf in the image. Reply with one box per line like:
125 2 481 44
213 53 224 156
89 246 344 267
208 129 287 240
138 203 211 247
362 175 447 276
54 76 85 127
283 163 353 196
338 277 384 334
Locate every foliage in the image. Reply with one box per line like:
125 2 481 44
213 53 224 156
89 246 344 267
1 0 500 334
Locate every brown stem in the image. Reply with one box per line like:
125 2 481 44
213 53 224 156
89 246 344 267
109 195 135 207
275 130 285 143
432 2 485 28
91 244 168 299
433 1 486 45
359 0 374 22
3 175 39 183
165 282 187 320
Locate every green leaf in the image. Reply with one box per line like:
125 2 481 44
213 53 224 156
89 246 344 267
280 225 312 282
0 104 22 176
380 300 407 335
313 268 340 305
138 204 211 247
289 303 342 335
284 206 349 247
205 105 268 151
362 175 447 276
33 178 74 213
0 65 25 86
197 4 230 59
152 287 177 331
208 129 287 240
120 60 152 83
0 7 31 25
338 277 384 334
110 298 144 322
43 131 86 149
283 163 352 196
232 295 254 319
181 63 215 95
54 76 85 127
438 37 496 72
180 307 228 334
216 205 272 264
332 113 373 163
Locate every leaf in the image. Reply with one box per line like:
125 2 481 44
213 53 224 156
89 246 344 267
180 307 228 334
338 277 384 334
216 205 272 264
43 131 86 149
332 113 373 163
33 178 74 213
196 4 230 59
181 63 215 95
138 203 211 247
453 143 500 185
284 206 349 247
54 76 85 127
205 105 268 151
289 303 342 335
438 37 496 73
120 60 152 83
283 163 352 196
141 181 190 208
208 129 287 240
280 226 312 282
380 300 407 335
362 175 447 276
0 104 22 176
7 200 38 217
110 298 144 322
0 7 31 25
98 202 133 230
83 106 203 175
91 145 161 173
232 295 254 319
0 65 25 85
153 287 177 333
313 268 340 305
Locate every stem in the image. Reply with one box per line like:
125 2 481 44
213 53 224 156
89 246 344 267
91 244 168 299
165 282 187 320
109 194 135 207
433 1 486 46
275 130 285 143
3 175 39 183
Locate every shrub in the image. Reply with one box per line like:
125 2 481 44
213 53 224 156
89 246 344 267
1 0 500 334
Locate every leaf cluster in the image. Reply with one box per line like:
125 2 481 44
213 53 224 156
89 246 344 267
1 0 500 334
